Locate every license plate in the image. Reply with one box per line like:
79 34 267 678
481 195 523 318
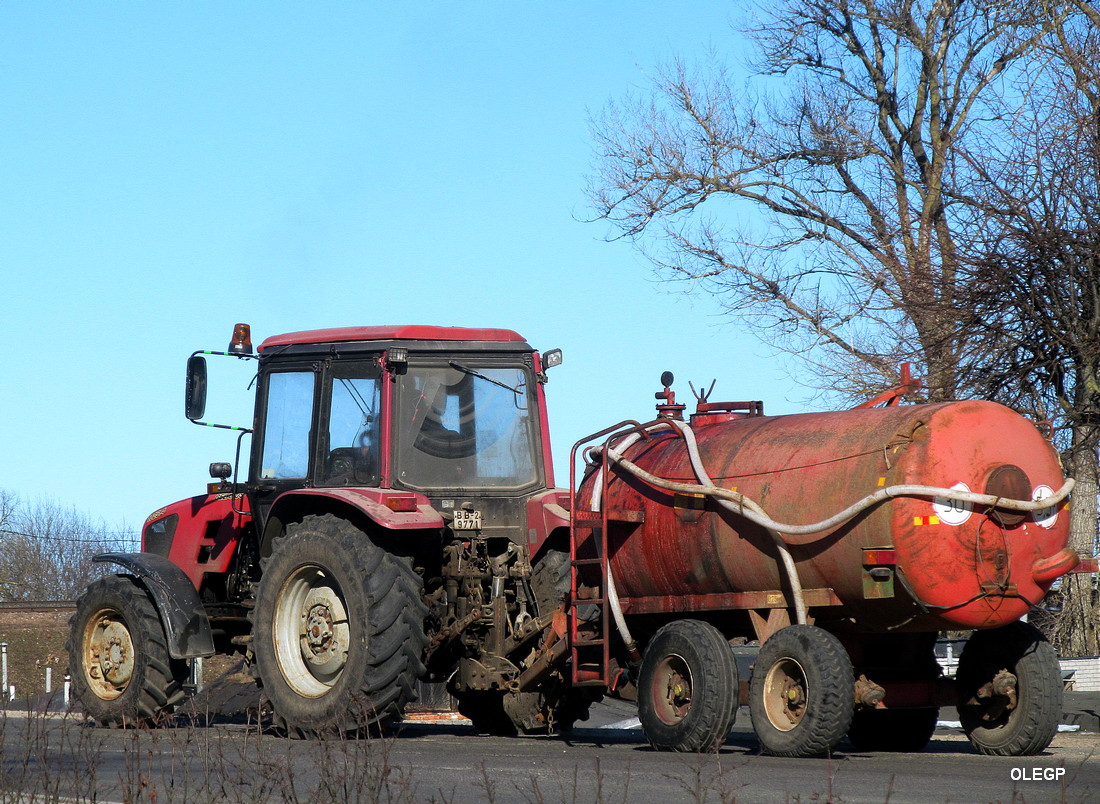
452 510 482 530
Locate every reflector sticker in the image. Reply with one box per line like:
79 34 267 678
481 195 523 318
932 482 973 526
673 493 706 510
913 515 941 526
1031 485 1060 529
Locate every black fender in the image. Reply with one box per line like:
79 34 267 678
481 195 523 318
93 552 215 659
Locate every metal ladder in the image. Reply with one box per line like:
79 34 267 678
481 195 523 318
566 421 641 688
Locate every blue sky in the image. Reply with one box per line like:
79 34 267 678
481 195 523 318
0 3 804 535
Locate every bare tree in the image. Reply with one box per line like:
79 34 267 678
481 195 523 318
589 1 1057 403
0 492 135 602
589 1 1099 652
954 2 1100 654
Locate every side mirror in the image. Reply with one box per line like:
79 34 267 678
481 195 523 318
186 355 208 420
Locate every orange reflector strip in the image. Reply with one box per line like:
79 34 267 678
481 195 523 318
384 496 418 513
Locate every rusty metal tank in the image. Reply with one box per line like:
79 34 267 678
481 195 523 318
583 400 1073 632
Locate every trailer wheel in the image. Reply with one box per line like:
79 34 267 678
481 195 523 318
956 621 1061 756
67 575 188 726
847 707 940 752
749 625 854 757
252 514 427 735
637 619 739 752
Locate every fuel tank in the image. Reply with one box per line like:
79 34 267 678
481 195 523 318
584 400 1073 631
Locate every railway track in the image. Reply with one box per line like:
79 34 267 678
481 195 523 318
0 601 76 614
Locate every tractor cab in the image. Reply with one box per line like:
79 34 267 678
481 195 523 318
183 324 565 556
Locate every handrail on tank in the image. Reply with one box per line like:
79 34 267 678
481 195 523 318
567 419 651 672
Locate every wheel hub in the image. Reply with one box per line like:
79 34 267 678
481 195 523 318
764 657 807 730
302 595 343 667
652 654 693 724
274 566 351 697
83 614 135 699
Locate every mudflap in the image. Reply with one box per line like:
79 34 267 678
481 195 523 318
94 552 215 659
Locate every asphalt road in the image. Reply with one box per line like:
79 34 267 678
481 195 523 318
2 700 1097 804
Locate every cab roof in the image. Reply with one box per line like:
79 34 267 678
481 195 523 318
259 325 529 353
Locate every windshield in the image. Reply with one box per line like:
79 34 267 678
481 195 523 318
394 362 539 490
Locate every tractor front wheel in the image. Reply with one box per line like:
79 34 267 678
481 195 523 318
67 575 187 726
252 514 427 736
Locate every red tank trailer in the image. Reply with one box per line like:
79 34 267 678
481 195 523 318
585 400 1070 631
570 373 1078 756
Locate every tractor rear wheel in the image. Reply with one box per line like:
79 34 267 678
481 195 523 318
749 625 854 757
252 514 427 736
637 619 739 752
956 621 1061 756
67 574 188 726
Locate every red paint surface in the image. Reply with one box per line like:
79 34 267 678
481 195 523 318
144 494 252 591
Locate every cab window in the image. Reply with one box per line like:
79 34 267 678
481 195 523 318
259 371 315 480
320 366 382 486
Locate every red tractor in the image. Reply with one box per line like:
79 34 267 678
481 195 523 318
69 324 586 736
68 323 1083 756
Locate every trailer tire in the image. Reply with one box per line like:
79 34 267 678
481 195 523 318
749 625 854 757
848 635 941 752
252 514 427 736
956 621 1061 756
67 574 188 726
847 707 940 752
637 619 739 752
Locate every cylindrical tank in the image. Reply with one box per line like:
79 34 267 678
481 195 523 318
584 400 1071 631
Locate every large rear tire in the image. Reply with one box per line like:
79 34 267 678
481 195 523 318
67 575 188 726
749 625 854 757
956 621 1061 756
252 514 427 736
637 619 739 752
